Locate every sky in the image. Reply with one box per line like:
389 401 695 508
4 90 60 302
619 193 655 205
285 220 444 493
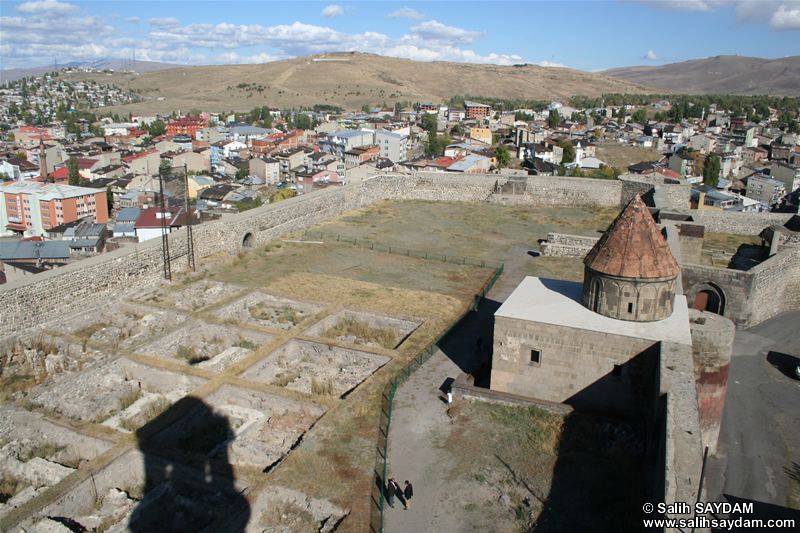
1 0 799 72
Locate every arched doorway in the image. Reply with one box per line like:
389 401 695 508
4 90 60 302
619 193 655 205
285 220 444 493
242 232 255 249
693 286 724 315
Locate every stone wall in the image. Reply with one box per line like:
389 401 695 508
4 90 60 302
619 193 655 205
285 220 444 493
491 316 659 417
691 211 795 235
0 175 498 338
539 233 597 258
682 248 800 329
524 176 622 207
748 248 800 326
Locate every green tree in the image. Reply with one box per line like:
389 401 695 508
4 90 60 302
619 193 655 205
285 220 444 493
548 109 560 129
556 139 575 164
67 156 80 186
106 186 114 212
147 120 167 137
236 167 249 180
15 151 27 159
616 107 627 122
294 114 312 130
703 153 720 188
361 103 371 113
495 146 511 168
0 171 12 182
631 108 647 122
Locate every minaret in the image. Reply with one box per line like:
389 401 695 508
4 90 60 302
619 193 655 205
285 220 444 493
39 137 48 178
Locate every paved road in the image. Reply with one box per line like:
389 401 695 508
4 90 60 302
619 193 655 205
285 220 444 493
705 311 800 527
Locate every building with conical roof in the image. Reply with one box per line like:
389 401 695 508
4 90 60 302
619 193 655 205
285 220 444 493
582 193 680 322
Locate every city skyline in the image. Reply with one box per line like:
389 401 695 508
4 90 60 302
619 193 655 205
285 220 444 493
1 0 799 72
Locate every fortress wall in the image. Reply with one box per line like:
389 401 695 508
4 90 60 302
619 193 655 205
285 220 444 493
691 211 795 235
681 264 755 329
523 176 622 207
748 248 800 326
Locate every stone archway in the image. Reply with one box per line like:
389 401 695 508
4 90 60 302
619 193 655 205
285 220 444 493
691 283 726 315
242 232 255 249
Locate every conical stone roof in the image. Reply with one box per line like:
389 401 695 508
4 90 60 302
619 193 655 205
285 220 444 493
583 194 680 279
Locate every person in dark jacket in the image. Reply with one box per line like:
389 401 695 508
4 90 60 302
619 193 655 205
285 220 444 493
392 478 406 508
386 478 396 508
403 480 414 510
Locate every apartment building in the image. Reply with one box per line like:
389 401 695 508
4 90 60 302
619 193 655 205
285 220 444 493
1 182 108 236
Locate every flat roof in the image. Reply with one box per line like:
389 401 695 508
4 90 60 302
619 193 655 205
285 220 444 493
495 277 692 346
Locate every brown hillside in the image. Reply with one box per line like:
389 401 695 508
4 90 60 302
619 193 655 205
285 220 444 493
601 55 800 96
70 52 661 116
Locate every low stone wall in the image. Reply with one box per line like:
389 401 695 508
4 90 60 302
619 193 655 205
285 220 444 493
524 176 622 207
691 211 795 236
451 373 573 415
539 242 591 257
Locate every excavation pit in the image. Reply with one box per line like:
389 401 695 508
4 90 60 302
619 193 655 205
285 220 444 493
241 339 391 398
212 290 326 330
139 280 245 311
23 356 207 423
303 308 424 350
134 320 276 369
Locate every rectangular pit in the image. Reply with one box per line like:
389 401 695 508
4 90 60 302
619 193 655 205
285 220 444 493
150 384 327 471
134 320 276 369
241 339 391 398
212 291 326 330
138 280 245 311
24 356 207 423
303 308 424 350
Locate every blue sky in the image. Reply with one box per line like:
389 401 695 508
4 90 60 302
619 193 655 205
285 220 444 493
1 0 799 71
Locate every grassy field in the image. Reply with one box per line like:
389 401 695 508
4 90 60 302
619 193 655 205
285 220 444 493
594 142 664 170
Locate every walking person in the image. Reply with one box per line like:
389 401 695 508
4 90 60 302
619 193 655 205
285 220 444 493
386 478 396 508
391 478 406 509
403 480 414 510
447 390 453 408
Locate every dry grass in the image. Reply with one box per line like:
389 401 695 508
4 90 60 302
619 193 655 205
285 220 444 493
323 318 398 350
73 54 657 117
118 387 142 411
594 142 664 170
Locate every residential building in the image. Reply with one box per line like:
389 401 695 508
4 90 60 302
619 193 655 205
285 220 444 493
667 153 695 178
1 182 108 236
344 145 379 169
249 157 281 185
133 206 194 242
746 175 785 206
468 127 492 145
166 117 206 137
374 130 409 163
463 101 492 120
319 130 375 157
274 148 308 181
418 103 439 114
770 162 800 193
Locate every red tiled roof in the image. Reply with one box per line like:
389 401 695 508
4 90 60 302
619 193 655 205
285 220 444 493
583 194 679 279
134 207 184 228
122 149 159 162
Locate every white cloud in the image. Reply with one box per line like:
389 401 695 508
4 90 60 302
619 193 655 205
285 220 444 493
127 16 140 24
15 0 78 16
630 0 800 31
147 17 181 29
770 4 800 31
0 10 535 69
386 7 425 21
644 50 661 60
409 20 486 45
321 5 344 18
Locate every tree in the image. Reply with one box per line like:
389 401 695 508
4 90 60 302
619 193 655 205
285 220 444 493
556 139 575 164
548 109 560 129
361 103 371 113
236 167 249 180
15 151 27 159
495 146 510 168
106 186 114 212
294 114 312 130
703 152 720 188
147 120 167 137
631 108 647 122
67 156 80 186
0 171 12 182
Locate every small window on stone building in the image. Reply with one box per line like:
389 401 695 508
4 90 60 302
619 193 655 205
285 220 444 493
530 350 541 366
612 364 622 378
627 302 633 314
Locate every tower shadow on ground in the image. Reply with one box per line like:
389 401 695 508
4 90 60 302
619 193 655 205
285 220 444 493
129 396 250 533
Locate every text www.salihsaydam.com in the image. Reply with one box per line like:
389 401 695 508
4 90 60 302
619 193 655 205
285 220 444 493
643 516 795 530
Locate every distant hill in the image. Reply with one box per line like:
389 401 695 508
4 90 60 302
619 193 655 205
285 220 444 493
56 52 661 116
0 59 187 84
601 55 800 96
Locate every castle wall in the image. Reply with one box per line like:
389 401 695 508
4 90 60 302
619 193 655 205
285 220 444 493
691 211 795 235
523 176 622 207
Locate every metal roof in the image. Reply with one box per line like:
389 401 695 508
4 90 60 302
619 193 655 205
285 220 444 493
0 241 71 260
